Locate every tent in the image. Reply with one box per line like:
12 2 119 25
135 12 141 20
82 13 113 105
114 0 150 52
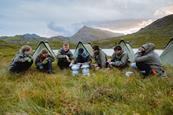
160 38 173 66
32 41 56 60
74 41 93 58
118 40 135 63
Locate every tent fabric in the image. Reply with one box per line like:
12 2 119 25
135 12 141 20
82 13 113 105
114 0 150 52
160 38 173 66
118 40 135 63
32 41 56 60
74 41 93 58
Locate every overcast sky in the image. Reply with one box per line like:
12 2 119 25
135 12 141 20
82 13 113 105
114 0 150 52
0 0 173 37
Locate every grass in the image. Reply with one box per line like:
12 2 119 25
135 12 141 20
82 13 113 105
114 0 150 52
0 44 173 115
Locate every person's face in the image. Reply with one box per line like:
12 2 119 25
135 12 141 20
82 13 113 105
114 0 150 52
42 53 48 58
115 49 122 55
139 47 145 53
24 48 32 55
63 44 69 51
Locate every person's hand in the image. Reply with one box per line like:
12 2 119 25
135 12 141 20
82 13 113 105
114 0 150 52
27 58 32 62
96 66 100 70
69 63 73 67
42 58 48 64
93 64 98 67
25 57 31 62
109 62 113 65
108 59 111 63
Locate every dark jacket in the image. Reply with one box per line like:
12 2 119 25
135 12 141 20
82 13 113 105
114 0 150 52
135 43 165 75
74 54 91 64
56 48 74 61
9 52 33 72
111 52 129 67
94 49 107 68
35 54 54 67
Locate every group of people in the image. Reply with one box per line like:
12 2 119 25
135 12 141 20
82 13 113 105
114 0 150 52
9 42 166 77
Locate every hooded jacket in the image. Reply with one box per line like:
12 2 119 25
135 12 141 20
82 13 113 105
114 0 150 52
35 54 54 66
94 49 107 68
111 51 129 67
9 47 33 72
135 43 164 75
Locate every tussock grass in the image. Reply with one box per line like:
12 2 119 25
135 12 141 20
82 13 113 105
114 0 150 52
0 47 173 114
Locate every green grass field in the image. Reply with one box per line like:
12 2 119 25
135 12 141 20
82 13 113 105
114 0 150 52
0 43 173 115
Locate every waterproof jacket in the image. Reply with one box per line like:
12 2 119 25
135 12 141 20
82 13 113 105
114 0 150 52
56 48 74 61
94 49 107 68
9 52 33 72
111 52 129 67
35 54 54 66
135 43 164 75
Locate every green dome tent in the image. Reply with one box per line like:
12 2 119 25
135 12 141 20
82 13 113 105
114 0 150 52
118 40 135 63
160 38 173 66
74 41 93 58
32 41 56 60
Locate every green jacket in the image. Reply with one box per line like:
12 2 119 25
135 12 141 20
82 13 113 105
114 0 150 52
94 49 107 68
111 52 129 67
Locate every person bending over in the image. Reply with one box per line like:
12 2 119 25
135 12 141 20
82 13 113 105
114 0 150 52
9 45 33 73
35 49 54 74
108 45 129 68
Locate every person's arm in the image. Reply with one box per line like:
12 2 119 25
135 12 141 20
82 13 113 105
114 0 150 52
56 49 66 59
111 53 115 62
135 53 152 62
48 55 55 62
100 52 107 68
35 56 42 66
68 51 74 60
14 54 30 63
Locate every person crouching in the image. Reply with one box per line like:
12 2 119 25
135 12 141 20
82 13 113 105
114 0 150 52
35 49 54 74
57 42 74 70
92 45 108 70
131 43 166 77
71 48 92 76
108 45 129 69
9 45 33 73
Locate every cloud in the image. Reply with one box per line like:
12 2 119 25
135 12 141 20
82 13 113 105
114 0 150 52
0 0 173 37
154 5 173 18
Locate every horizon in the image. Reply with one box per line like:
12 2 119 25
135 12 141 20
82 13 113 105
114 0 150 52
0 0 173 37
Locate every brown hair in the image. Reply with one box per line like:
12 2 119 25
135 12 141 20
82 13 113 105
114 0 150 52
20 45 32 53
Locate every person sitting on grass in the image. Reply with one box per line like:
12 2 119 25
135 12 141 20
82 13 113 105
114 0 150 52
9 45 33 73
108 45 129 68
131 43 166 77
57 42 74 70
35 49 54 74
92 45 108 69
71 48 92 76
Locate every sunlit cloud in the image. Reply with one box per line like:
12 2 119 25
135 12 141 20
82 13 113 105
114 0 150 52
0 0 173 37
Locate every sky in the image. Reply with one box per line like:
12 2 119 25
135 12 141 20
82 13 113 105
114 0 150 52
0 0 173 37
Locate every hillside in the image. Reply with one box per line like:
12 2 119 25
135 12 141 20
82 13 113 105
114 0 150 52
71 26 123 42
93 14 173 48
0 34 46 44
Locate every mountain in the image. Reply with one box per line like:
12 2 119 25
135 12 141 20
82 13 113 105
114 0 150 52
137 14 173 36
92 14 173 48
49 36 70 41
22 34 41 40
0 34 46 44
71 26 124 42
